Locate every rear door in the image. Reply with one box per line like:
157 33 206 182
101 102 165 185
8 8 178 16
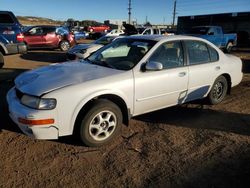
43 27 58 47
184 40 221 102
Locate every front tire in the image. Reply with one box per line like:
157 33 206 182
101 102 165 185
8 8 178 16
79 99 122 147
59 40 70 51
208 76 228 105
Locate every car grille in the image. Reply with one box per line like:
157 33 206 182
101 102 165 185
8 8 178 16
15 88 24 100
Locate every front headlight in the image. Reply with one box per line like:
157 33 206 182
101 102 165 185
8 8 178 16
21 95 57 110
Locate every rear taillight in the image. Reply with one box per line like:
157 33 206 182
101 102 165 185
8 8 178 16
16 33 24 42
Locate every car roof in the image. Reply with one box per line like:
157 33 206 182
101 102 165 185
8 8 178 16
125 34 206 42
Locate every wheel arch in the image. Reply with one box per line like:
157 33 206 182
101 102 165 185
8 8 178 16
210 73 231 95
59 40 70 51
221 73 232 94
0 43 8 55
72 94 130 136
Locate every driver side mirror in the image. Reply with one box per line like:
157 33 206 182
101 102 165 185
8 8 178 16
145 61 163 71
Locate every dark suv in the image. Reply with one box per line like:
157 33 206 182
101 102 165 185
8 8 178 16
23 25 75 51
0 11 27 68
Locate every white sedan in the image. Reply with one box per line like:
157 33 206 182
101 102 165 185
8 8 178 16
66 35 118 60
7 35 242 147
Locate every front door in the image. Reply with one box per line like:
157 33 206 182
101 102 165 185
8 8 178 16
134 40 189 115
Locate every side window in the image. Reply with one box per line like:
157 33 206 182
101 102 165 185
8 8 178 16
208 45 219 62
208 28 215 35
153 29 159 34
43 27 56 34
186 41 210 65
29 27 43 35
149 41 184 69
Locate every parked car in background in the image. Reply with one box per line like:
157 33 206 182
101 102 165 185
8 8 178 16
73 30 89 41
7 35 242 147
0 11 27 68
66 35 118 60
23 25 75 51
186 26 237 53
88 25 110 33
106 29 124 36
122 24 138 35
161 29 176 36
138 27 161 35
123 24 161 36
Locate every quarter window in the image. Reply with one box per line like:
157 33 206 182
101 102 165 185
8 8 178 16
208 45 219 62
149 41 184 69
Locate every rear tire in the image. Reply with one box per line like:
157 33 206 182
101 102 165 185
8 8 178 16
0 51 4 69
79 99 122 147
225 42 233 53
208 76 228 105
59 40 70 51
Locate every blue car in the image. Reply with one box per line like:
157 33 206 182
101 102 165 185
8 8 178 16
74 31 88 41
0 11 27 68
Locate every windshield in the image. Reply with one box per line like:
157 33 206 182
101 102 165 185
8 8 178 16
87 38 156 70
189 27 209 35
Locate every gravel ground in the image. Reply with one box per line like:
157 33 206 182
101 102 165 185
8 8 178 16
0 48 250 188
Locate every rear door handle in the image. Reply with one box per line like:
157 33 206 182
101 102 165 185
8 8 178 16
179 72 186 77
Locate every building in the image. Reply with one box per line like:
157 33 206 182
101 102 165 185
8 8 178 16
177 12 250 47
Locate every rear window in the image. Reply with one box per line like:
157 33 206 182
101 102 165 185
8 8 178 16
0 13 14 24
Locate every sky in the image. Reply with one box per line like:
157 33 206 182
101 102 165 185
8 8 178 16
1 0 250 24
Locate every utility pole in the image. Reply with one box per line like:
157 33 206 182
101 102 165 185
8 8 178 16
172 0 177 27
128 0 132 24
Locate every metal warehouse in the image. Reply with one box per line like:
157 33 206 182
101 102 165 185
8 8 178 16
177 12 250 47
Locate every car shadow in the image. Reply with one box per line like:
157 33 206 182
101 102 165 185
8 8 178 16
135 104 250 136
234 48 250 53
242 59 250 73
20 50 67 63
142 143 250 188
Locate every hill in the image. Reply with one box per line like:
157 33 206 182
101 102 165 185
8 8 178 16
17 16 64 26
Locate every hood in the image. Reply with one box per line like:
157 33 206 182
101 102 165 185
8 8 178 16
15 61 123 96
68 43 102 53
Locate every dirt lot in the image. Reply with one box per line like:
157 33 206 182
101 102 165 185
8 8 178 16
0 49 250 187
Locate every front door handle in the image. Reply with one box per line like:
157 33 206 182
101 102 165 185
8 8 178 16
179 72 186 77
